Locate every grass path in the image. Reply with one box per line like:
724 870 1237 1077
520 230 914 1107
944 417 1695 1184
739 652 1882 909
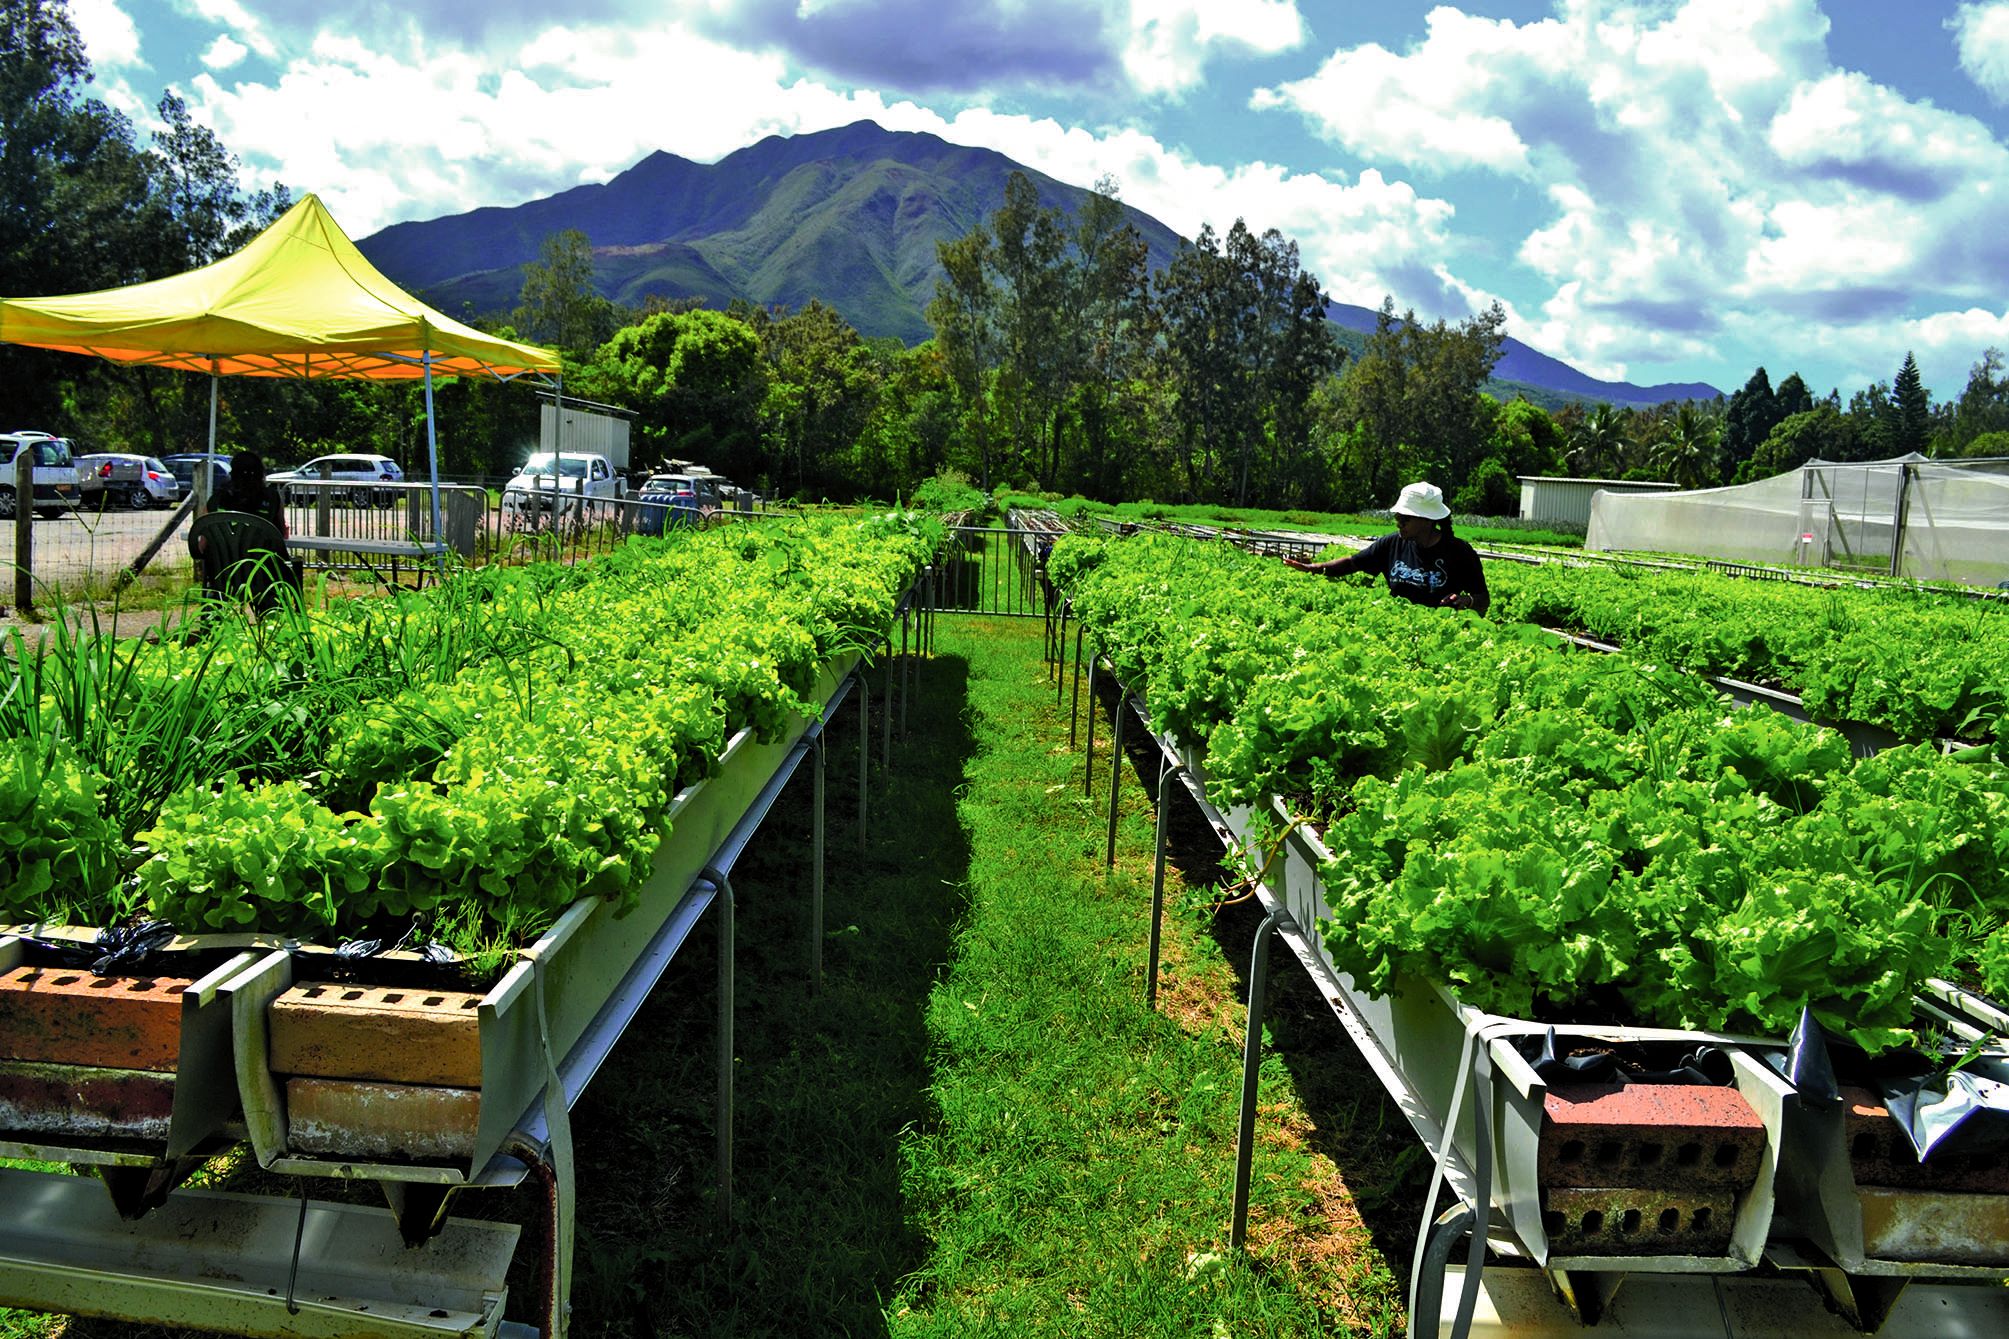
881 616 1406 1336
7 615 1411 1338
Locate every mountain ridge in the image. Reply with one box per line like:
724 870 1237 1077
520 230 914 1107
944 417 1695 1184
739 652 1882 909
358 120 1721 407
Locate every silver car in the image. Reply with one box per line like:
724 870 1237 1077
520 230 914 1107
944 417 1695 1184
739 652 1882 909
76 453 184 510
269 453 406 508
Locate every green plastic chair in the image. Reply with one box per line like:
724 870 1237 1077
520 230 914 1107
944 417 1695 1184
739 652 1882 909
188 509 298 612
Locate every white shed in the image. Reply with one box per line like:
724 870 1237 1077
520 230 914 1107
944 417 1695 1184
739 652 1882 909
1518 476 1679 528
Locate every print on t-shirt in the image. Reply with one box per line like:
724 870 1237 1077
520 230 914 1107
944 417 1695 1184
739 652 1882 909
1387 555 1444 597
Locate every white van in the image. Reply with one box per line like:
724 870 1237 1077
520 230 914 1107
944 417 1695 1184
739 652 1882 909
0 431 82 519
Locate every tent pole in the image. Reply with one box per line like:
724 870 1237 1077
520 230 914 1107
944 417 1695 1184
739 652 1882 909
204 363 219 512
424 351 446 576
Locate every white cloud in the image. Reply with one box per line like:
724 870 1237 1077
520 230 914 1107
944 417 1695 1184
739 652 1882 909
1952 2 2009 103
178 0 280 60
1122 0 1307 96
201 34 249 71
70 0 144 70
1255 0 2009 386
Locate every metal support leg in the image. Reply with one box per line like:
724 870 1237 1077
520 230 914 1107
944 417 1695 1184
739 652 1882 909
1105 693 1126 871
1412 1203 1479 1338
1231 907 1284 1251
1056 606 1068 701
1069 625 1085 748
709 867 735 1228
1147 763 1187 1008
1083 655 1097 797
881 645 893 770
811 734 825 994
858 674 870 855
900 606 911 735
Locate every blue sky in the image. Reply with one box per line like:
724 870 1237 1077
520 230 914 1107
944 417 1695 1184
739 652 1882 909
64 1 2009 401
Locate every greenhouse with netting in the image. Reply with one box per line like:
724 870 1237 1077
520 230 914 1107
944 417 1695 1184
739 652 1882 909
1587 454 2009 587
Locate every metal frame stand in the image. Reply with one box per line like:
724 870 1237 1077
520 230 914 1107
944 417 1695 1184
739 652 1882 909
1230 907 1284 1250
1104 690 1127 871
1146 761 1187 1009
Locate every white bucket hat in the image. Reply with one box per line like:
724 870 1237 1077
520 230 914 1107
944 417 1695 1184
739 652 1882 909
1391 481 1451 520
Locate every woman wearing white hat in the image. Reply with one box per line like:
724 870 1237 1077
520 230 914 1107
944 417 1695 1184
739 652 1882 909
1282 481 1490 613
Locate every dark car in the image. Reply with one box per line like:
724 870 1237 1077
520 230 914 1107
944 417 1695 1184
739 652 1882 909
162 453 234 494
633 474 713 536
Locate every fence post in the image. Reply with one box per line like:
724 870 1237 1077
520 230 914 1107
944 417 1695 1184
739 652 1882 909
13 448 32 612
1889 461 1914 580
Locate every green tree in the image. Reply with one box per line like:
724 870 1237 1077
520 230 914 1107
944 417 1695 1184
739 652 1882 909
1564 403 1630 478
1721 368 1781 480
1939 348 2009 454
1331 297 1505 505
990 172 1071 488
1892 351 1930 454
1155 223 1246 498
1066 178 1154 500
1651 402 1722 489
577 309 768 483
760 300 879 498
925 226 1000 489
513 230 621 356
1773 372 1814 421
1743 406 1865 479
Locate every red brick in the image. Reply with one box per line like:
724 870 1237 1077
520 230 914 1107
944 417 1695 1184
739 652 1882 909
285 1077 479 1162
269 981 484 1088
1540 1083 1765 1189
0 1059 176 1141
1842 1085 2009 1193
0 965 190 1071
1542 1185 1737 1257
1859 1186 2009 1266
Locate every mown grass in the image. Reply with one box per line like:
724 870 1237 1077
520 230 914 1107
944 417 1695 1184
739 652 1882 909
2 615 1412 1337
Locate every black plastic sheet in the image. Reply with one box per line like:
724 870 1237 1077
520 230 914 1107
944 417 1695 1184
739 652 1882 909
1520 1027 1734 1086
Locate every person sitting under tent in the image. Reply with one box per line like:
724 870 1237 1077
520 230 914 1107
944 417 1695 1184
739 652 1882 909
1283 481 1490 613
189 450 298 614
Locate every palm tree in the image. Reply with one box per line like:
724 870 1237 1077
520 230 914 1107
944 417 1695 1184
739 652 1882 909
1565 404 1629 477
1652 403 1722 489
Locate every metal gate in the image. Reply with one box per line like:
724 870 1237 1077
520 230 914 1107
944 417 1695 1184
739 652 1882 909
937 524 1056 619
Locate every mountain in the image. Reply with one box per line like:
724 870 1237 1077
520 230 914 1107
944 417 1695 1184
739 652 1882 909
360 120 1185 344
359 120 1721 406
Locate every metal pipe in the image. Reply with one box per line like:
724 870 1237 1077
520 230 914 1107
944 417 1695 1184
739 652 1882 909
709 866 736 1228
882 643 893 770
1147 763 1187 1008
1083 653 1097 797
1230 907 1284 1250
1105 691 1126 871
900 602 911 735
858 673 870 854
812 734 825 995
1069 623 1084 747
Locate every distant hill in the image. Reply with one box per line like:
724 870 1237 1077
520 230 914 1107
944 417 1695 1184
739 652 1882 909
359 120 1721 407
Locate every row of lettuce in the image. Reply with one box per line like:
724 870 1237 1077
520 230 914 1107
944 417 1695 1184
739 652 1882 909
1052 533 2009 1053
2 515 938 951
1485 558 2004 743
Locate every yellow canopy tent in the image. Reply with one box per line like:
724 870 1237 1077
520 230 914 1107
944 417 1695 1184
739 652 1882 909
0 192 562 552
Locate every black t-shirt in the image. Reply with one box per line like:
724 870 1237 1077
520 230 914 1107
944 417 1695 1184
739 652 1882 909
1334 532 1490 613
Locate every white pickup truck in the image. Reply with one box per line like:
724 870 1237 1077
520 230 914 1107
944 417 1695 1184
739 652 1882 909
503 451 627 516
